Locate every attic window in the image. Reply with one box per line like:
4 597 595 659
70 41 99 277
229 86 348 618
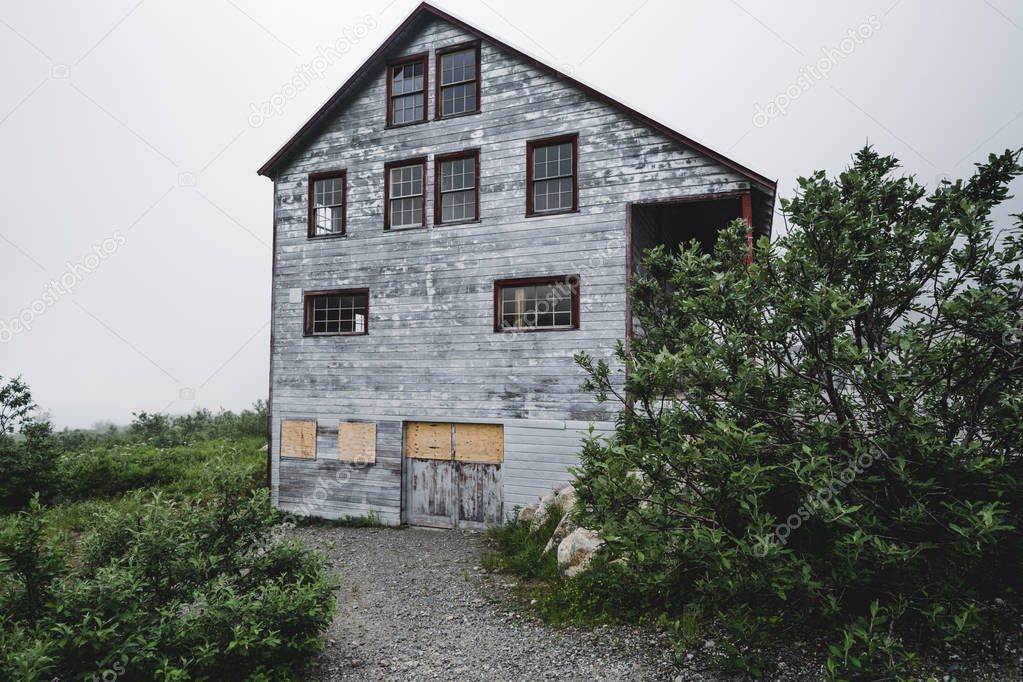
387 53 427 126
307 170 346 237
436 42 480 118
494 275 580 332
526 134 578 216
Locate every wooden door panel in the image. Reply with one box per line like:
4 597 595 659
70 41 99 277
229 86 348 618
456 462 503 528
407 459 455 528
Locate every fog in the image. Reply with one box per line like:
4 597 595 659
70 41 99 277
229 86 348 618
1 0 1020 427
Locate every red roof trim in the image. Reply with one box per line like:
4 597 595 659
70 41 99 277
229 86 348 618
256 2 776 192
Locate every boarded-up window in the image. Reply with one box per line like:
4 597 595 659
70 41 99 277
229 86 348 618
405 422 504 464
405 422 451 460
454 423 503 463
280 420 316 459
338 421 376 464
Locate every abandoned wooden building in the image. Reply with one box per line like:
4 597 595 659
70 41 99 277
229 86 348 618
257 2 776 528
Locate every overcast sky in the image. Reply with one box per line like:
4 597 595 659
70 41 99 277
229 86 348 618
1 0 1021 428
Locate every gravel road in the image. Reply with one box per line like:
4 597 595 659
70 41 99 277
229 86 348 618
290 524 677 682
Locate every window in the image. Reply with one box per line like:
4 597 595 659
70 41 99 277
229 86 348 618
307 170 346 237
384 158 426 229
434 150 479 224
304 289 369 336
386 53 427 126
526 134 578 216
280 420 316 459
436 41 480 118
494 275 580 332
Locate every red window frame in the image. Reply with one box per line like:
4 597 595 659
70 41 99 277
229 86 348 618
493 275 581 333
307 170 347 239
385 52 428 127
383 157 428 230
435 40 481 120
434 149 480 225
303 288 370 337
525 133 579 217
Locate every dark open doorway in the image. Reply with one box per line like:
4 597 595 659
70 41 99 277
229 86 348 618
625 191 753 339
629 194 747 275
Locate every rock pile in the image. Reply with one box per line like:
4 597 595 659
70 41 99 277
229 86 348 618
516 484 604 577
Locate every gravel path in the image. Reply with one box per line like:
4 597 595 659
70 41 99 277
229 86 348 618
290 525 677 682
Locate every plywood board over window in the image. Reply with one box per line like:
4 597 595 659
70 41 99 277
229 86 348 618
405 422 452 460
280 420 316 459
454 423 504 463
338 421 377 464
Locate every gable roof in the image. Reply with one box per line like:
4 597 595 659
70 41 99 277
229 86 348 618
257 2 775 192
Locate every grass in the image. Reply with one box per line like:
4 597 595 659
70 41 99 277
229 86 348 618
482 504 563 581
294 512 393 528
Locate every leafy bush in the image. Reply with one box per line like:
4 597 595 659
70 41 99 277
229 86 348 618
0 496 64 623
573 148 1023 679
54 438 262 503
0 486 336 680
485 510 682 628
0 423 60 511
57 445 181 501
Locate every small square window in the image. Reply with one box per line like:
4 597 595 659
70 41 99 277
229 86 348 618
304 289 369 336
494 276 580 332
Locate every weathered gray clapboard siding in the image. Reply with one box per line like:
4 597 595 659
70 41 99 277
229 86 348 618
502 421 614 516
277 418 402 523
268 14 772 522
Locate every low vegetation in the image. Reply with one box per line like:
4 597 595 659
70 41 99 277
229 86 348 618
0 388 336 680
491 147 1023 680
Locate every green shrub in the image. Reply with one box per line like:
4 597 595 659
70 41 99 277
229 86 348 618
0 496 64 623
485 510 677 628
0 423 60 511
55 438 264 504
573 148 1023 679
0 487 336 681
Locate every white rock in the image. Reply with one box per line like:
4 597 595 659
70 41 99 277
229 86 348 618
516 504 538 524
530 489 558 530
543 511 577 554
553 484 576 514
557 527 604 577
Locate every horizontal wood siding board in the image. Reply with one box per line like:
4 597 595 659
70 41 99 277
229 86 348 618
275 421 401 520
